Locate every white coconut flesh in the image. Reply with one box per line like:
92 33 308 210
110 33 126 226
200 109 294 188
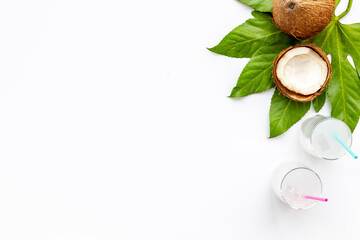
276 47 328 95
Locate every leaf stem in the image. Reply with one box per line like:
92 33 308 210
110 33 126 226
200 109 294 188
337 0 353 20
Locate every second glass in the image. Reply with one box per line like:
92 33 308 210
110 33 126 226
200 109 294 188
271 161 324 210
300 115 353 160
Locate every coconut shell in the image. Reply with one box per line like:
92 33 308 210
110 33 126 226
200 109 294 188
273 0 335 38
272 44 331 102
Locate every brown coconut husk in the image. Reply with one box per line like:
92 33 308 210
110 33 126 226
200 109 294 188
273 0 335 38
272 44 332 102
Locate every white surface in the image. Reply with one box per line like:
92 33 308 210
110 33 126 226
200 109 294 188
0 0 359 239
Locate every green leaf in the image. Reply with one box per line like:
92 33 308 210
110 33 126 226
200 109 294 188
208 11 294 58
230 44 289 98
269 89 311 138
312 90 327 113
312 20 360 131
237 0 273 12
328 58 360 131
336 0 341 7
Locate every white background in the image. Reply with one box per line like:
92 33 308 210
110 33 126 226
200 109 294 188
0 0 359 239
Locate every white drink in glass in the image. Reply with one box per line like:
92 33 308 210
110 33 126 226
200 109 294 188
300 115 352 160
272 162 323 210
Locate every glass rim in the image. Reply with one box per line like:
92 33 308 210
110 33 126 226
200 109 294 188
309 117 353 160
280 167 323 210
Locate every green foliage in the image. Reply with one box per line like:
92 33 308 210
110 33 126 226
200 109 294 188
208 11 293 58
270 90 311 138
237 0 273 12
312 20 360 131
312 90 327 113
209 0 360 137
230 44 289 98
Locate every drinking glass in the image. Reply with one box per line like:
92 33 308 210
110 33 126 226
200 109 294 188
300 115 352 160
271 161 323 210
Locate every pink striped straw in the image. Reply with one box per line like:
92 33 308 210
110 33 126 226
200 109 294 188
303 195 328 202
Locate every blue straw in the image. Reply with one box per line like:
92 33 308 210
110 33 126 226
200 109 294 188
333 133 358 159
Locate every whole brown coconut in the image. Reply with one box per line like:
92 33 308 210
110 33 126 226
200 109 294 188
273 0 335 38
272 44 331 102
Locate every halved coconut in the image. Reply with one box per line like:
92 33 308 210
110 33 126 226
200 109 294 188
273 44 331 102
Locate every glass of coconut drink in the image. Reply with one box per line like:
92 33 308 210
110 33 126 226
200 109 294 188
271 162 327 210
300 115 357 160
